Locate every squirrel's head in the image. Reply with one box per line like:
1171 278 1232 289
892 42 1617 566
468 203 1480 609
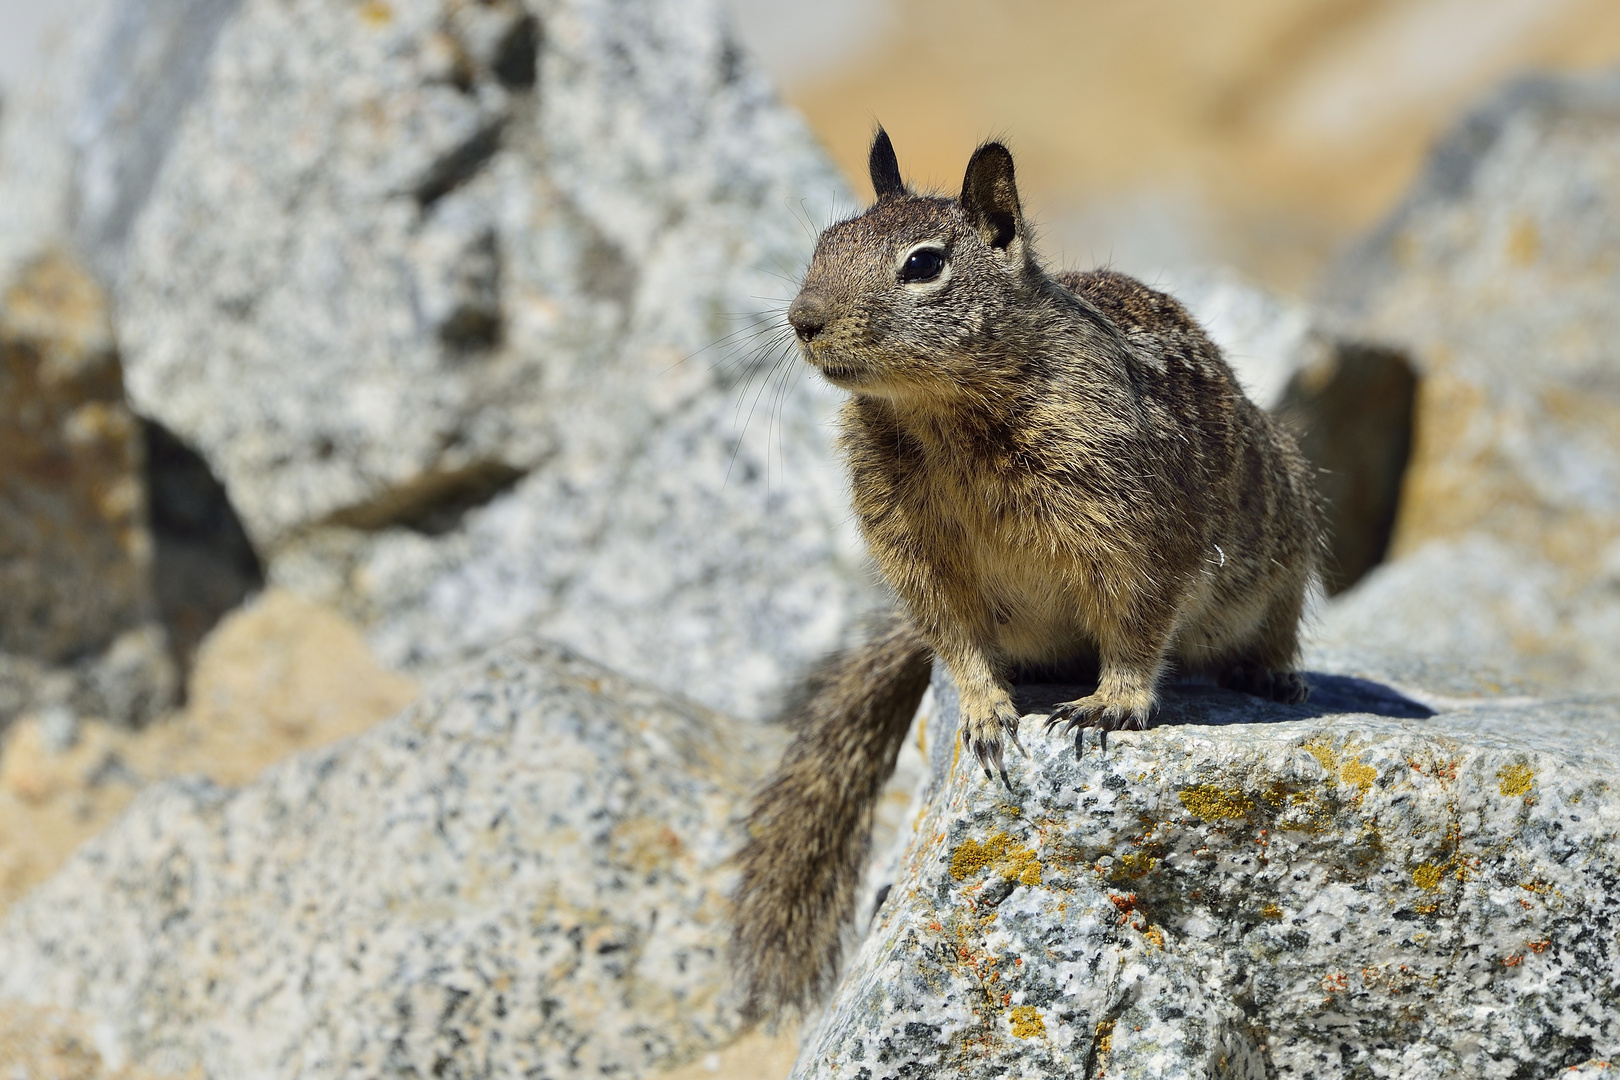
788 129 1043 401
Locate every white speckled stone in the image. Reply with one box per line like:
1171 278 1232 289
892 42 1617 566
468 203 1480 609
797 664 1620 1080
1318 70 1620 695
1 0 873 721
0 637 787 1078
115 0 868 720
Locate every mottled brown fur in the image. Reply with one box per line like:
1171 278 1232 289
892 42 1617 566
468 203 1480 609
730 130 1323 1021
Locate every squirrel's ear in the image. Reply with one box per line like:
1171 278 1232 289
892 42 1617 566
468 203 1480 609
869 127 906 201
960 142 1023 252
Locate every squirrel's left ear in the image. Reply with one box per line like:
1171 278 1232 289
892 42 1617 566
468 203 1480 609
960 142 1024 253
869 127 906 201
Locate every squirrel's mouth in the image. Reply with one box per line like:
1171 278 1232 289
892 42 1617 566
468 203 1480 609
803 351 876 388
816 362 870 386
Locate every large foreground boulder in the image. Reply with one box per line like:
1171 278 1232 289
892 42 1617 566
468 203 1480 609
0 637 786 1077
799 663 1619 1079
0 0 870 720
1319 69 1620 692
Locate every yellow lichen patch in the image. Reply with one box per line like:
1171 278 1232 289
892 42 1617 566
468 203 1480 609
1140 924 1166 950
1178 785 1251 820
1009 1005 1046 1039
1094 1018 1116 1055
1017 858 1042 887
1341 759 1377 792
359 0 392 25
1261 902 1283 920
950 837 995 880
1498 762 1535 798
1112 850 1159 880
948 832 1042 886
1413 864 1443 891
1303 735 1338 775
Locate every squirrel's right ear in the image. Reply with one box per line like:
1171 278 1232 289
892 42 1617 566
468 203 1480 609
868 128 906 201
960 142 1024 253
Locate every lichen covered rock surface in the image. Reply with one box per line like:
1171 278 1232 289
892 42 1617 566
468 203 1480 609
796 665 1620 1080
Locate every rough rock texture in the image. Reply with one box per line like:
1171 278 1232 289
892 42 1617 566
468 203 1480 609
0 636 787 1078
0 590 416 921
797 663 1620 1080
101 0 868 718
0 0 868 720
0 252 176 727
1320 70 1620 690
0 0 241 287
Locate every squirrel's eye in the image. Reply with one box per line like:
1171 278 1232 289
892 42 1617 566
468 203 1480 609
899 248 945 283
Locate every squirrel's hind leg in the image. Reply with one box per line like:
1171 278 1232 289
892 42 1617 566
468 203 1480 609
1217 586 1310 704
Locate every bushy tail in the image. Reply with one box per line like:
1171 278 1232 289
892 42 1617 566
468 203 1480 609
730 613 933 1022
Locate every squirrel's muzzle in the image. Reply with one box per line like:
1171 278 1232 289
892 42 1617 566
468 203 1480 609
788 290 831 342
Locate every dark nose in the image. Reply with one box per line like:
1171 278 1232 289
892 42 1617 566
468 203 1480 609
788 290 830 342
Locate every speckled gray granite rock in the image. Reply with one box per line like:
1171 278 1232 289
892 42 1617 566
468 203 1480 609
798 664 1620 1080
0 0 241 287
103 0 869 718
1317 69 1620 691
0 636 787 1078
0 0 868 721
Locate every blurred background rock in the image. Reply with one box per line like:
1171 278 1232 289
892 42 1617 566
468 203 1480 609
0 0 1616 1076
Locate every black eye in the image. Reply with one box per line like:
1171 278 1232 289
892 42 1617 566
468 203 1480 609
899 247 945 283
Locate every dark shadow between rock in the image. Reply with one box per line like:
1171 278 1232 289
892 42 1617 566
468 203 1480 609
1012 671 1434 729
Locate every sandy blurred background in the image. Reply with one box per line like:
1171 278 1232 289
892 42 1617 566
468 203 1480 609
724 0 1620 289
6 0 1620 286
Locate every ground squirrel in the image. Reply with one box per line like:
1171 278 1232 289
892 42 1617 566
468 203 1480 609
731 131 1323 1020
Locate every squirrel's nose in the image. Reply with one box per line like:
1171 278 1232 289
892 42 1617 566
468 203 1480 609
788 291 830 342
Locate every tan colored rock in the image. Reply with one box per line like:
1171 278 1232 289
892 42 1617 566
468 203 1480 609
0 251 154 662
149 587 420 787
0 1001 176 1079
0 588 416 914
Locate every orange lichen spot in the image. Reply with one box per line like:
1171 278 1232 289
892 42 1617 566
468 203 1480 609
1527 939 1551 953
1261 902 1283 920
359 0 392 25
1010 1005 1046 1039
1498 762 1534 798
1502 954 1523 967
1412 864 1443 891
1178 785 1251 820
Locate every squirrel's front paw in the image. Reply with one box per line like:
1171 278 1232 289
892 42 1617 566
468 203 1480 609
1042 691 1156 751
962 704 1024 787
